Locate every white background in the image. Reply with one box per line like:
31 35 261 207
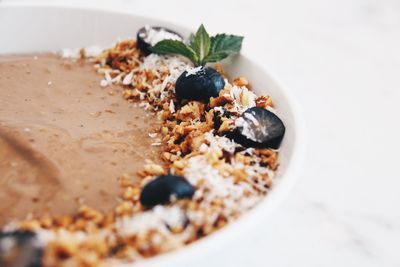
1 0 400 266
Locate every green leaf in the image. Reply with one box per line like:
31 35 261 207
190 24 211 65
151 39 198 64
149 26 244 66
188 33 195 44
204 34 244 63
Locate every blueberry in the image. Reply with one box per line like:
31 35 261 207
140 174 195 208
231 107 285 149
175 67 225 101
0 231 43 267
137 26 183 55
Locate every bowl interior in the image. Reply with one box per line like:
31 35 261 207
0 5 304 267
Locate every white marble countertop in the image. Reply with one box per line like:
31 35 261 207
2 0 400 266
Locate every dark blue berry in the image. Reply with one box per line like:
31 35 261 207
175 67 225 101
0 231 43 267
231 107 285 149
140 174 195 208
137 26 183 55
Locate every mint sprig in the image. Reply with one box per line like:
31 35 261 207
149 39 198 63
151 24 243 66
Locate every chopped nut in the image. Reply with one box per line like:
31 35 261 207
233 76 249 87
209 95 234 108
214 64 225 76
172 160 185 170
174 124 185 136
40 215 53 228
19 220 41 231
54 215 73 228
207 149 223 165
256 95 273 108
180 131 204 154
123 187 135 200
240 89 256 107
46 240 78 259
118 174 135 187
161 126 169 135
162 152 172 161
176 101 204 121
115 201 133 215
144 163 165 176
233 169 248 183
217 119 234 133
79 206 97 218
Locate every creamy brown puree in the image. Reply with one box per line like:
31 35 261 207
0 54 161 225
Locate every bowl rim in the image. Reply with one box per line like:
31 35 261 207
0 3 307 266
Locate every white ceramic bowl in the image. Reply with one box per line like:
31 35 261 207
0 3 306 267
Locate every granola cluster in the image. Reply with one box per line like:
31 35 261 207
7 40 279 266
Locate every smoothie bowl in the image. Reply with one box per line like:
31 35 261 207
0 4 305 267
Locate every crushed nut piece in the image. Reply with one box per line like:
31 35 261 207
144 163 165 176
233 76 249 87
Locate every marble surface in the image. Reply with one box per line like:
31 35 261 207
2 0 400 266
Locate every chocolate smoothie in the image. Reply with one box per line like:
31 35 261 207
0 54 161 225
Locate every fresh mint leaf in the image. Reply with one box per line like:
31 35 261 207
150 25 244 66
190 24 211 65
188 33 195 45
151 40 198 63
204 34 243 63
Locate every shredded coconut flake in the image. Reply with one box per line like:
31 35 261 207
117 206 185 237
204 131 237 154
83 46 104 58
230 85 257 113
60 48 80 59
169 99 175 113
235 111 268 142
148 133 158 138
143 25 183 46
100 80 108 87
184 155 260 220
122 72 134 85
185 66 203 77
